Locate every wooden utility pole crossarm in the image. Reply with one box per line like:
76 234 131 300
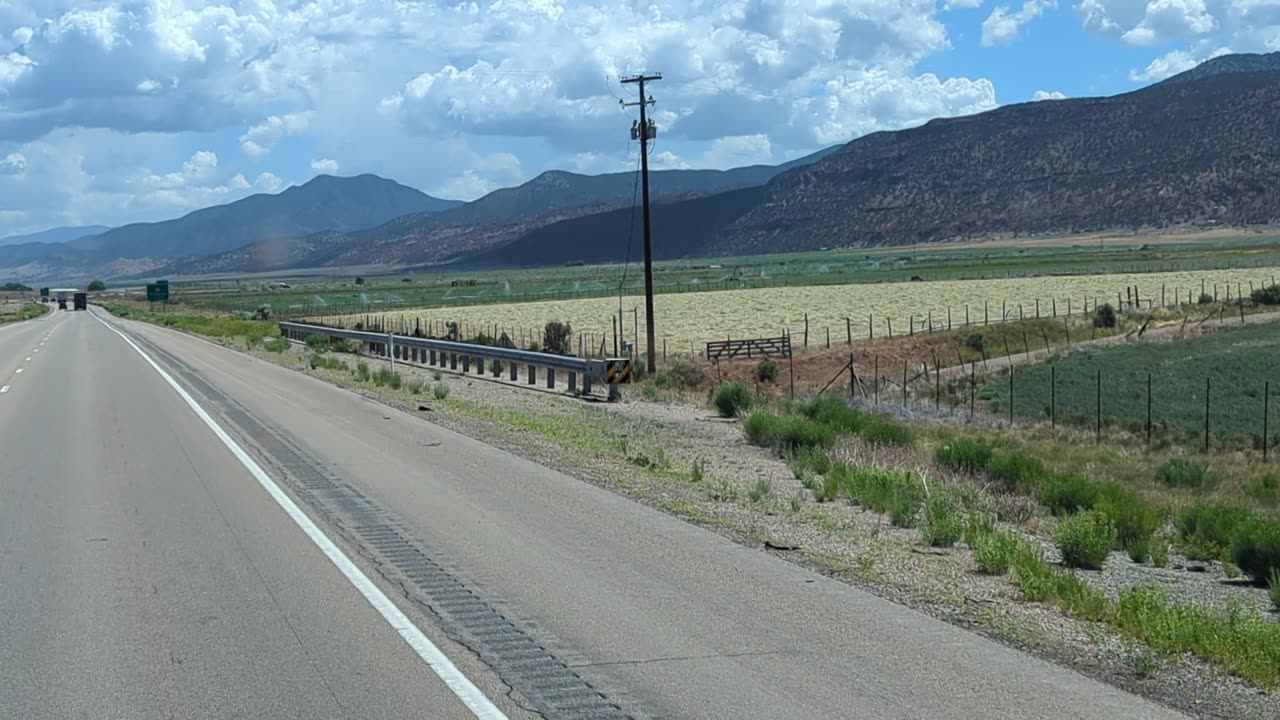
620 72 661 372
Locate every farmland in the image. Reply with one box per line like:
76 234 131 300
985 320 1280 443
327 266 1280 354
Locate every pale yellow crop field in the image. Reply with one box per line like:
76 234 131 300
334 267 1280 354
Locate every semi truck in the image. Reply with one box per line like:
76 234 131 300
73 292 87 311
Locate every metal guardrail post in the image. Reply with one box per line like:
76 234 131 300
527 364 536 385
568 372 577 392
509 363 517 381
547 369 555 389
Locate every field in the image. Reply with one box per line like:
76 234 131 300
0 301 48 324
327 266 1280 355
174 233 1280 318
985 321 1280 443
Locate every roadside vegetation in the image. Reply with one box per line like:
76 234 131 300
0 302 49 324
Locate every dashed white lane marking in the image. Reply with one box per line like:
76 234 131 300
25 357 30 361
92 313 508 720
1 386 9 393
14 368 22 374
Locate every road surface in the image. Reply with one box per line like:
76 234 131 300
0 308 1188 719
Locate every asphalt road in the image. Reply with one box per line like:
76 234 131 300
0 308 1189 719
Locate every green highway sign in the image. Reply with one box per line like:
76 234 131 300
146 280 170 302
39 287 48 297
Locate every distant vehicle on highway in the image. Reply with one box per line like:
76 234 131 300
73 292 87 311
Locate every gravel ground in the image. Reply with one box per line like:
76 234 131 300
217 336 1276 718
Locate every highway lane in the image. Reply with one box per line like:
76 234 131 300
101 308 1189 720
0 311 527 720
0 306 63 395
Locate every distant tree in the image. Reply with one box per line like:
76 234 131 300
543 321 572 354
354 276 365 285
1093 303 1117 328
1 282 32 292
87 279 107 291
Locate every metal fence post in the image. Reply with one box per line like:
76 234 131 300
1008 366 1014 426
1265 380 1271 461
1146 371 1152 447
1050 363 1056 428
388 333 395 372
1204 377 1211 453
1096 368 1102 445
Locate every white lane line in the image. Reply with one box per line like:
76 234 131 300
25 357 30 361
91 314 507 720
1 386 9 393
14 368 22 374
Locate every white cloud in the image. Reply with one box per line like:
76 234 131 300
982 0 1054 46
12 27 34 46
1128 48 1210 80
136 79 162 94
1032 89 1067 100
240 112 312 159
945 0 985 8
254 172 284 193
0 152 27 173
1078 0 1227 46
310 157 339 173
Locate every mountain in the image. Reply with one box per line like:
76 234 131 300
163 148 839 276
0 174 460 281
1157 51 1280 85
0 225 109 247
720 62 1280 254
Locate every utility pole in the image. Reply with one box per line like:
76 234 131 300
621 72 661 372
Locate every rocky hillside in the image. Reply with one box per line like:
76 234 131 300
721 63 1280 254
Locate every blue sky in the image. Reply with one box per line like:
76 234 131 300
0 0 1270 238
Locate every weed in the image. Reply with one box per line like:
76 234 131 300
839 466 922 527
407 380 424 394
305 333 331 352
742 412 835 454
964 512 997 547
1055 511 1116 570
934 437 994 474
708 479 740 502
640 384 658 400
1039 474 1099 516
690 458 705 483
388 372 402 390
1150 540 1170 568
1125 537 1150 564
1133 653 1159 679
432 383 449 400
971 528 1020 575
1246 473 1280 506
747 477 773 503
355 361 371 382
986 450 1049 492
264 337 290 353
816 468 842 503
668 357 705 387
1270 569 1280 610
921 493 964 547
1229 516 1280 584
1223 562 1241 579
1176 502 1252 559
861 417 915 447
713 382 753 418
789 492 804 513
756 359 780 383
432 369 443 381
803 396 869 435
1156 457 1218 490
1095 483 1162 552
1093 303 1117 328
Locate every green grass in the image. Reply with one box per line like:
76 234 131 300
970 528 1021 575
836 465 923 527
432 382 449 400
746 477 773 503
0 303 48 324
742 411 835 454
1230 517 1280 584
935 437 995 474
984 321 1280 440
1176 502 1253 560
1247 473 1280 506
1157 458 1219 490
920 493 964 547
986 450 1050 492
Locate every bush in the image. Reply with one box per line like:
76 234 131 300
742 412 835 454
712 382 753 418
1055 511 1116 570
432 383 449 400
668 358 704 388
921 494 964 547
87 279 106 291
431 370 443 381
802 396 868 434
355 361 370 382
935 437 994 474
1156 457 1218 490
542 321 572 354
840 466 922 526
1093 303 1117 328
787 447 831 481
860 417 915 447
1038 474 1099 516
963 333 985 352
986 450 1049 492
746 477 773 503
1125 536 1151 564
305 333 331 352
1094 483 1161 550
354 276 365 285
756 359 779 383
1270 570 1280 610
1176 502 1252 559
330 338 357 353
407 380 424 394
1197 292 1214 304
1229 517 1280 584
1150 539 1169 568
388 372 402 389
264 337 290 353
1250 284 1280 306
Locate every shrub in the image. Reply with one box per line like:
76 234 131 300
1094 483 1162 551
87 279 107 291
1093 303 1117 328
971 528 1020 575
712 382 753 418
1150 539 1169 568
1125 536 1151 564
431 369 443 381
986 450 1049 492
860 417 915 447
964 512 997 547
756 359 779 383
802 396 868 434
1055 511 1116 570
668 358 705 388
264 337 290 353
840 466 922 526
1156 457 1218 490
742 412 835 454
388 372 402 390
305 333 331 352
1250 284 1280 306
432 383 449 400
355 361 370 382
407 380 424 394
787 447 831 481
921 494 964 547
1176 502 1253 558
690 459 705 483
935 437 994 474
1038 474 1099 516
1246 472 1280 506
1270 570 1280 610
1229 517 1280 584
963 333 985 352
542 321 572 354
746 477 773 503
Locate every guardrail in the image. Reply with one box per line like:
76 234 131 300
279 321 628 398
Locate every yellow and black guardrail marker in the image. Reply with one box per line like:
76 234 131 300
605 359 632 383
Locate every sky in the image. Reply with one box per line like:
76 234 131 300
0 0 1272 238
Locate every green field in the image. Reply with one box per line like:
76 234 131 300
170 233 1280 317
985 322 1280 443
